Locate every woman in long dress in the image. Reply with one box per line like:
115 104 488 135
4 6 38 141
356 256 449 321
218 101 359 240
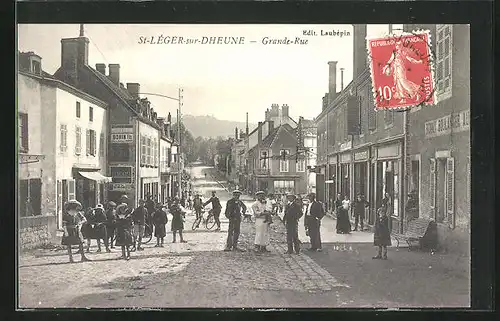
373 203 392 260
114 199 134 260
336 196 351 234
170 199 187 243
382 41 424 102
252 191 271 253
153 204 168 247
61 200 90 263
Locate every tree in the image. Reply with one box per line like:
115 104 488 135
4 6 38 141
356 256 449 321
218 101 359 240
171 121 196 163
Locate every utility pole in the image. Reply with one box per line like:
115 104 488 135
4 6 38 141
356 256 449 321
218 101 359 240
177 88 183 198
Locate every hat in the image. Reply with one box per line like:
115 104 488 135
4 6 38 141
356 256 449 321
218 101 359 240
64 199 82 211
232 189 242 194
107 201 117 207
286 194 296 199
255 191 265 196
120 195 129 201
96 204 104 210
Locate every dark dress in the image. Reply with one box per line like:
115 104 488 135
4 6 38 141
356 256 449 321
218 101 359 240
153 209 168 238
374 209 392 246
81 210 96 239
61 212 85 245
170 206 185 232
336 203 351 234
92 208 108 240
114 216 134 246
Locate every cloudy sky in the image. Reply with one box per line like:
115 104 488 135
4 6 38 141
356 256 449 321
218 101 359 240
18 24 396 123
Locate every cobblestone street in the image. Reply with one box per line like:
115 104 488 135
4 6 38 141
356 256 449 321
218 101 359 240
18 165 470 308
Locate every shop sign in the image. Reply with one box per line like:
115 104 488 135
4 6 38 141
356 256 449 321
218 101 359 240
328 156 337 164
111 126 134 143
340 153 351 163
339 141 352 152
377 143 400 159
110 183 133 191
354 150 369 161
425 110 470 138
110 166 133 184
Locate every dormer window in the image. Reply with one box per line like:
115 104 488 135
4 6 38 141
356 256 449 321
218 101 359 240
31 60 41 75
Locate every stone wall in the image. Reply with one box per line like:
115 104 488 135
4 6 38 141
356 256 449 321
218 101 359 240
19 215 58 250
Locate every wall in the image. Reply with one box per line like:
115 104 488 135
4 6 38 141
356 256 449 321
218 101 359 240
138 120 161 178
19 215 58 250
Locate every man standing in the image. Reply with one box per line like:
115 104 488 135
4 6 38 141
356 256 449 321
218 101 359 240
203 191 222 231
224 189 246 252
193 193 204 221
131 199 148 251
252 191 271 253
304 193 325 252
352 194 370 231
283 194 303 254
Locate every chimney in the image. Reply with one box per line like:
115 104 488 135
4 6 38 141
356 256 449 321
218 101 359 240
158 118 165 135
108 64 120 85
235 127 239 140
60 27 89 85
246 112 249 136
257 122 263 144
353 24 367 78
95 63 106 75
340 68 345 90
265 109 270 121
126 83 140 98
268 121 274 133
322 95 328 111
328 61 338 104
281 104 289 117
240 129 245 139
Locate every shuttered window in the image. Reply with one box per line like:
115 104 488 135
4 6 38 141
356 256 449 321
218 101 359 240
86 129 91 155
429 158 436 219
75 126 82 155
89 106 94 122
19 113 29 152
57 180 63 228
436 25 453 100
60 124 67 152
445 157 455 228
140 135 146 166
99 133 104 157
384 110 394 127
68 179 76 200
76 102 81 118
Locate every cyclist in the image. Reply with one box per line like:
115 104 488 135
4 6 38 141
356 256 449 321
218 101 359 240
203 191 222 231
193 193 204 222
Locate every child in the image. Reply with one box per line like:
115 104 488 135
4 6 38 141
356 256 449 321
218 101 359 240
153 204 168 247
263 195 274 225
115 199 134 260
61 200 90 263
373 203 392 260
170 200 187 243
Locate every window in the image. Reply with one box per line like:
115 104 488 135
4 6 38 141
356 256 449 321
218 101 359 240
436 25 453 100
18 113 28 152
367 88 376 131
59 124 67 152
384 110 394 127
89 107 94 122
167 147 172 166
141 135 146 166
153 138 158 167
86 129 97 156
279 149 290 172
18 179 42 217
147 137 152 166
297 159 306 172
99 133 104 157
75 126 82 155
32 60 41 74
76 102 81 118
110 143 130 162
260 150 269 169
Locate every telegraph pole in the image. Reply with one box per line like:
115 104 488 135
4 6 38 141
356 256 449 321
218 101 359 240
177 88 183 198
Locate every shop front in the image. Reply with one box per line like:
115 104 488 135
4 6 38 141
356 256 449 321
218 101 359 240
141 177 160 202
339 152 351 200
326 155 338 212
108 165 134 205
73 167 112 210
160 173 172 204
371 141 404 233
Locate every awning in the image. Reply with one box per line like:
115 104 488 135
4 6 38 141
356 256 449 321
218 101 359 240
79 171 113 183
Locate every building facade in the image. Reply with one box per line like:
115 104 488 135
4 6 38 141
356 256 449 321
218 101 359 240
53 28 167 207
299 117 317 194
18 51 110 249
159 113 177 203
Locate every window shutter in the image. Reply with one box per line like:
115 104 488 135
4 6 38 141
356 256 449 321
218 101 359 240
429 158 436 219
446 157 455 228
75 127 81 155
68 179 76 200
99 133 104 156
21 114 29 151
86 129 90 155
93 131 97 156
57 180 63 228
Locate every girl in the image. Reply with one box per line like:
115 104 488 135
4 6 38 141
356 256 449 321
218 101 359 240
81 207 96 253
61 200 90 263
105 201 117 249
170 199 187 243
153 204 168 247
93 204 110 253
373 203 392 260
114 201 134 260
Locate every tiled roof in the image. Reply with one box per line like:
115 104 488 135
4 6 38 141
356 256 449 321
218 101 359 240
250 123 296 151
301 119 316 128
85 66 136 109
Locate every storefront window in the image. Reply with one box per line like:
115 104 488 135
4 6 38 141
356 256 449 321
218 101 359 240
382 160 399 217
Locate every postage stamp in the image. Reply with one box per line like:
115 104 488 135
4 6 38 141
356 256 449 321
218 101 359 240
367 30 435 110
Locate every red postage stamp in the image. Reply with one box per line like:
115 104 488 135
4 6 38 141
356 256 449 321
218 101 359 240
367 31 435 110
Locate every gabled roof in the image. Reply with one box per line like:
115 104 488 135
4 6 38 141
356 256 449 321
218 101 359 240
301 119 316 128
249 123 296 152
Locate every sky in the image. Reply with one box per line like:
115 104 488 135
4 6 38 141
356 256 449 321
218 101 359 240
18 24 397 123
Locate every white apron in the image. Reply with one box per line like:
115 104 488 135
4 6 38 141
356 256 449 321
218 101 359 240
252 201 270 246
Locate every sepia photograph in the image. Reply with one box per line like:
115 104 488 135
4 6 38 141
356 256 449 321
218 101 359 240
17 23 470 309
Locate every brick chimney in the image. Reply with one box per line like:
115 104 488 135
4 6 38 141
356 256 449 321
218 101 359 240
95 63 106 75
281 104 289 117
328 61 338 104
108 64 120 85
257 122 263 144
60 26 89 86
126 83 140 98
265 109 270 121
268 120 274 133
353 24 367 78
157 118 165 135
235 127 239 140
246 112 249 137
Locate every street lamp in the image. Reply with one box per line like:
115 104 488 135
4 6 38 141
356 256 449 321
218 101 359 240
138 89 184 198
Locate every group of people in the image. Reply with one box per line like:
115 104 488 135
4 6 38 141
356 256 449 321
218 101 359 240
60 194 191 263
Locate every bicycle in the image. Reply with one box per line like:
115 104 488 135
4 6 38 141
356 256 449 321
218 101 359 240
191 208 217 231
110 222 153 245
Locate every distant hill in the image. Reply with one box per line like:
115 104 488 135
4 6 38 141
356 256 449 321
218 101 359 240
178 115 256 139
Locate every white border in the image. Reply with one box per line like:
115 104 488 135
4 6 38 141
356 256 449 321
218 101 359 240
366 29 437 112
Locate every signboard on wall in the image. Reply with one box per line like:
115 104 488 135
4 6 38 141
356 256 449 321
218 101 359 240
110 166 133 184
110 183 134 191
424 110 470 138
111 126 134 143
